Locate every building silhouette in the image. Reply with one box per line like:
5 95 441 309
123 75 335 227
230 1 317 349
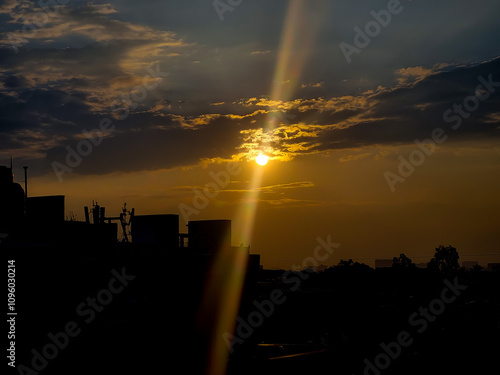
0 162 260 374
462 260 479 269
487 263 500 272
0 163 24 232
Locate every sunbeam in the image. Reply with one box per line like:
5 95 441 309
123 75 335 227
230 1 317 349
194 2 327 374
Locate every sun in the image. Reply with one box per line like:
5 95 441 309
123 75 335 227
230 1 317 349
255 153 269 166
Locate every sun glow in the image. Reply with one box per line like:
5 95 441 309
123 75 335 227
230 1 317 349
207 2 319 374
256 153 269 166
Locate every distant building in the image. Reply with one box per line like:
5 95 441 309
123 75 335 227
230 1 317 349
462 261 478 269
375 259 393 269
487 263 500 272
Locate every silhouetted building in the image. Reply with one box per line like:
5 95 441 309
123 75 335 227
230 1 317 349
0 165 24 232
27 195 65 224
248 253 261 272
132 214 179 248
462 260 478 269
182 220 261 279
0 162 119 245
188 219 231 254
487 263 500 272
1 162 265 375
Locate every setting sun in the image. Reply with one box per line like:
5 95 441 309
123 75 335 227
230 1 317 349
255 153 269 166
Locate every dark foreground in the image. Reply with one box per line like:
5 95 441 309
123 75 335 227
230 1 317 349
4 245 499 375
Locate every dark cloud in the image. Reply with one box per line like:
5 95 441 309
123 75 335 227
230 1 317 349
309 58 500 150
45 116 244 176
3 57 500 179
1 2 500 180
3 75 28 88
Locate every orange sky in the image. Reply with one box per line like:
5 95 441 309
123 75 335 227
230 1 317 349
25 140 500 269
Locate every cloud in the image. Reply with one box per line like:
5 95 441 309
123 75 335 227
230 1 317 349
259 181 315 192
0 3 188 101
181 181 316 194
339 153 372 163
1 3 178 46
0 0 19 15
484 112 500 124
301 82 324 88
260 198 325 207
250 50 271 55
395 64 450 85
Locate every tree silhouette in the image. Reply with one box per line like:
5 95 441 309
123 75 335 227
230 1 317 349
392 253 416 269
337 259 354 268
334 259 371 271
427 245 460 275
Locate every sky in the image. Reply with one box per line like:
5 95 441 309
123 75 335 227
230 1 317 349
1 0 500 268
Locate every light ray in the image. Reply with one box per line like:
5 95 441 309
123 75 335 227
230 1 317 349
265 0 317 132
204 2 326 374
233 165 265 246
198 243 249 375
